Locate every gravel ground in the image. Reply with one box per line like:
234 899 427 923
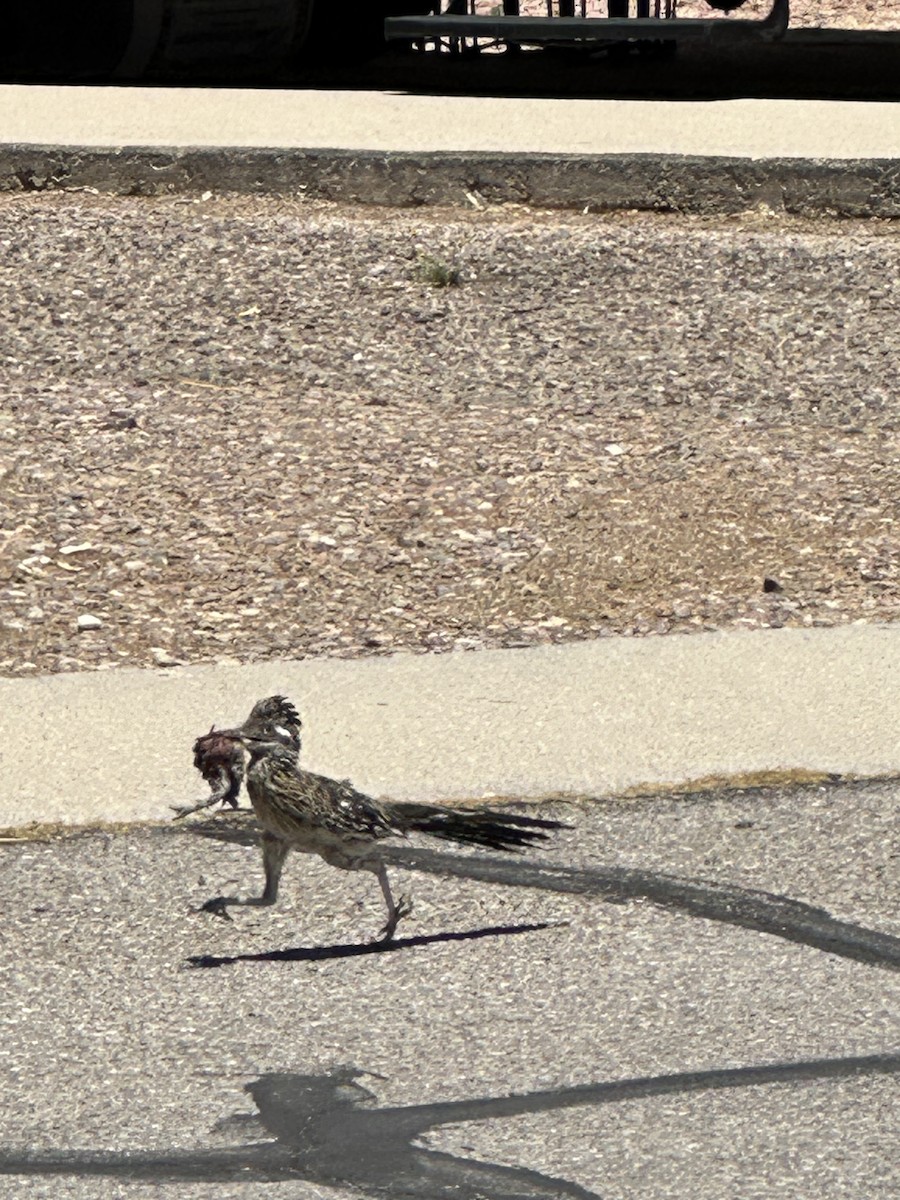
669 0 896 27
500 1 898 29
1 194 899 678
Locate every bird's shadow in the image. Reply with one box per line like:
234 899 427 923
187 920 560 968
179 816 900 972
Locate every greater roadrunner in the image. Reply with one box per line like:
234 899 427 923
173 696 302 819
202 701 566 941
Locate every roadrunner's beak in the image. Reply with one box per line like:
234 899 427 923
212 727 249 743
217 727 275 747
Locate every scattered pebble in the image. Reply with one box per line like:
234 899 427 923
150 647 186 667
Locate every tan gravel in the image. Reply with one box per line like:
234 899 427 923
679 0 898 27
1 193 899 678
672 0 897 27
511 1 899 28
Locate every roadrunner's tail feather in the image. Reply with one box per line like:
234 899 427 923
387 803 568 852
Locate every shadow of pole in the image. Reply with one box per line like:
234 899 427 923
1 1053 897 1195
185 822 900 971
378 845 900 972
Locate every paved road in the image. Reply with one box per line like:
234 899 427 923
1 777 897 1198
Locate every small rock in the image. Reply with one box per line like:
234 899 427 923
763 577 784 593
150 647 185 667
59 542 93 555
105 410 137 430
27 606 44 621
604 443 627 456
77 614 102 631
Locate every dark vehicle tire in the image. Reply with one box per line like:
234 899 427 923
2 0 132 78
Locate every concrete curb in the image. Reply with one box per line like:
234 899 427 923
2 624 899 830
4 145 900 215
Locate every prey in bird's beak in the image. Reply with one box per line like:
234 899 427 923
175 694 303 819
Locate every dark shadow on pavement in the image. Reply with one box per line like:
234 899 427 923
382 845 900 973
1 1053 897 1195
187 920 558 968
183 819 900 972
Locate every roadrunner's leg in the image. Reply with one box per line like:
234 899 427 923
259 832 290 903
202 832 290 918
375 863 413 942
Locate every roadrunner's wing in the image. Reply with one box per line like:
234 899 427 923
260 756 399 842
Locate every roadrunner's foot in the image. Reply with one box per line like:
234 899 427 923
377 894 413 943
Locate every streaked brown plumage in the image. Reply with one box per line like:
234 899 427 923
202 702 567 942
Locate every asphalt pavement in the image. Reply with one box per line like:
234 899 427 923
1 777 896 1198
2 628 897 1195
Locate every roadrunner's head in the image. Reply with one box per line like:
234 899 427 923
240 695 302 753
212 696 303 764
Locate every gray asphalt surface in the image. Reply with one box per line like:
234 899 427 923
2 777 897 1198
